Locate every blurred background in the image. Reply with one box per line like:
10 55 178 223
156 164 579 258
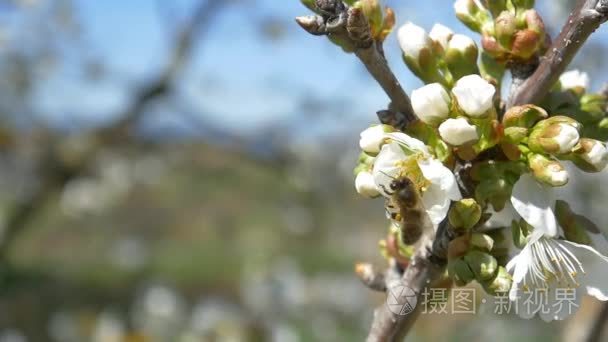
0 0 606 341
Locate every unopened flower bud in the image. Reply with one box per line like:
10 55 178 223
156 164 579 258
569 138 608 172
453 74 496 117
560 70 590 93
470 233 494 252
481 266 512 295
356 0 383 36
580 94 608 122
495 11 517 49
449 198 482 231
355 171 380 198
503 127 528 144
411 83 451 125
554 200 593 245
528 154 569 186
511 29 541 60
454 0 485 32
481 35 506 58
529 118 580 155
464 250 498 281
524 9 545 35
445 34 479 79
448 235 471 259
429 23 454 51
482 0 507 17
448 257 476 286
439 118 479 146
359 125 392 153
502 104 548 128
398 22 436 76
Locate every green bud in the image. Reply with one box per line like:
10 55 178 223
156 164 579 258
464 250 498 281
554 200 593 245
449 198 482 231
479 52 505 87
511 218 530 249
512 0 535 11
482 266 513 295
470 233 495 252
448 258 476 286
502 105 548 128
495 11 517 49
503 126 528 144
580 94 608 123
528 153 569 186
483 0 507 17
475 178 511 211
454 0 484 32
355 0 384 39
445 34 480 80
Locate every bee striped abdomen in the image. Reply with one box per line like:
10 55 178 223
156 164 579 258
385 176 428 246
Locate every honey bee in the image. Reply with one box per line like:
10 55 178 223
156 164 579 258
380 175 430 245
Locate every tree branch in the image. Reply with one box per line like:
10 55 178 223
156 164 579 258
366 220 453 342
355 45 416 124
0 0 224 260
296 3 416 123
586 301 608 342
509 0 608 107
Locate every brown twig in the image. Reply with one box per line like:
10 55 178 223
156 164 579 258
366 220 452 342
296 3 416 123
509 0 608 107
0 0 224 260
586 301 608 342
355 45 416 123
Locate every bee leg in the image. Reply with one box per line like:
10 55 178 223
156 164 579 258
379 184 393 195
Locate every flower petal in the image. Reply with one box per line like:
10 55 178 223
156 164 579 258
417 158 461 200
483 202 518 229
372 142 406 196
421 183 451 227
384 132 429 155
560 240 608 301
511 174 558 237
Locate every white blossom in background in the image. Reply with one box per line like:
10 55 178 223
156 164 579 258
560 70 590 91
438 118 479 146
507 174 608 321
372 132 462 227
359 125 387 153
411 83 451 125
397 22 431 60
429 23 454 50
452 74 496 117
355 171 380 198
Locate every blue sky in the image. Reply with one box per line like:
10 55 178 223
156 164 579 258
26 0 608 136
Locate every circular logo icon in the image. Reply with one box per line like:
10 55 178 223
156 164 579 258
386 281 417 316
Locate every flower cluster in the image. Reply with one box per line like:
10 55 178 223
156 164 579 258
353 17 608 323
297 0 608 323
454 0 547 62
398 22 479 86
